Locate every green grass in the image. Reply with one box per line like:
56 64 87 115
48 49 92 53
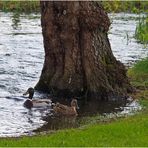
128 58 148 88
135 16 148 44
0 103 147 147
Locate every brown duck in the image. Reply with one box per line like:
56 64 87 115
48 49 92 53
53 99 79 116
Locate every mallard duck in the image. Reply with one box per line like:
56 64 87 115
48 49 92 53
53 99 79 116
23 87 52 109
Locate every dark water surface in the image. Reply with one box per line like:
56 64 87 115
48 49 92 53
0 12 147 137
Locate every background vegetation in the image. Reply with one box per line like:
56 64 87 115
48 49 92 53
0 1 40 13
102 1 148 13
135 16 148 44
0 1 148 43
0 1 148 13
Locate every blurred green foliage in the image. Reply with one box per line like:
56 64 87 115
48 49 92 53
0 1 148 13
135 16 148 44
0 1 40 13
102 1 148 13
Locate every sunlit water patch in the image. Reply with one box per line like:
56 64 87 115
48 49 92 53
0 12 146 137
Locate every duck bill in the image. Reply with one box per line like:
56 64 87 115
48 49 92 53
23 90 29 96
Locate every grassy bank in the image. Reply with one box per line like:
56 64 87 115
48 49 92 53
128 58 148 88
0 59 148 147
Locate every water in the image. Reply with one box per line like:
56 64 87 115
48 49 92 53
109 13 148 66
0 12 147 137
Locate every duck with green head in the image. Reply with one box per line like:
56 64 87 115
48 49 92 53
23 87 52 109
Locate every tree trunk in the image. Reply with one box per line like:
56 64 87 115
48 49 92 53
36 1 132 100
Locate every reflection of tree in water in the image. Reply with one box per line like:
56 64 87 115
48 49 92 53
11 12 21 30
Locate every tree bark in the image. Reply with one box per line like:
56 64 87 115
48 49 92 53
36 1 132 100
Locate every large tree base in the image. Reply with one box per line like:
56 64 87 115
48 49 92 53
36 74 132 101
36 1 133 101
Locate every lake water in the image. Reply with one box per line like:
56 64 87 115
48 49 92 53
0 12 147 137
